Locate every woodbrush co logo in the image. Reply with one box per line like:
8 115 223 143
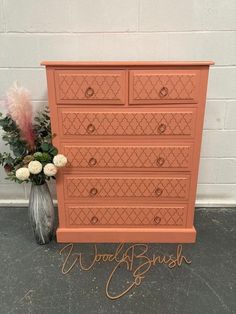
59 243 192 300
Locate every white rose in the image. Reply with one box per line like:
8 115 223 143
28 160 43 174
44 163 57 176
15 167 30 181
53 154 67 168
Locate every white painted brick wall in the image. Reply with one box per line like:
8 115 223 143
0 0 236 206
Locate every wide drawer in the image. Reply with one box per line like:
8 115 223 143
55 70 126 104
59 108 196 138
129 70 200 104
64 174 190 202
66 205 187 227
63 144 193 171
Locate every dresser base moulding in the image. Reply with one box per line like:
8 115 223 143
56 227 196 243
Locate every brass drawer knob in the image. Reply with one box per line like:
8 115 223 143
155 188 163 197
154 216 161 224
158 123 166 134
159 87 168 97
156 157 165 167
85 87 95 98
89 157 97 167
91 216 98 224
90 187 98 197
87 123 95 134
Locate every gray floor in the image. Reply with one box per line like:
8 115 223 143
0 207 235 314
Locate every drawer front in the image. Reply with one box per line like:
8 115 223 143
64 144 193 170
60 109 196 137
64 175 190 201
55 70 126 104
67 205 187 227
129 70 200 104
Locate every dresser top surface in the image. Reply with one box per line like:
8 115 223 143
41 60 214 67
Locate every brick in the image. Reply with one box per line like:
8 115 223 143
5 0 138 32
196 184 236 206
0 33 169 67
198 158 218 184
0 69 47 100
0 34 39 67
0 183 25 200
168 32 236 66
203 101 226 130
207 67 236 99
139 0 236 31
38 34 103 62
100 33 168 60
224 101 236 130
31 101 48 115
69 0 138 32
37 33 168 64
201 130 236 157
199 158 236 183
5 0 71 32
0 0 5 32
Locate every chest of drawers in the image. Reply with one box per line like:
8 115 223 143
42 61 213 243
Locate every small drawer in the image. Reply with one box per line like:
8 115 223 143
64 174 190 202
63 144 193 171
129 70 200 104
59 108 196 138
55 70 126 104
67 205 187 227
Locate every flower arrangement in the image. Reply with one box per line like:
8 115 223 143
0 82 67 185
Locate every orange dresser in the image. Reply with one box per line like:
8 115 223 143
42 61 213 243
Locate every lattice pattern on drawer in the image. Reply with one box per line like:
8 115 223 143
56 72 123 101
65 176 189 200
64 145 192 169
132 73 197 101
61 111 194 136
67 206 186 226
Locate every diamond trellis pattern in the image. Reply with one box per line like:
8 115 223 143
65 176 189 199
67 206 185 226
64 145 191 169
132 73 197 101
57 73 123 101
61 111 194 136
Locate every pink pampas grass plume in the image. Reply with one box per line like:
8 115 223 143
6 82 35 150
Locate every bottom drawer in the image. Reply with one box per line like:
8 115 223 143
67 205 187 227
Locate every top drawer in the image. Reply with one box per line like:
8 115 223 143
129 70 200 104
55 70 126 104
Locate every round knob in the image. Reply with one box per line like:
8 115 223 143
154 216 161 224
85 87 95 98
89 187 98 197
155 188 163 197
91 216 98 224
158 123 166 134
89 157 97 167
159 87 168 98
156 157 165 167
87 123 95 134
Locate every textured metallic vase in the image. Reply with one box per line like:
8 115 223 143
28 182 54 245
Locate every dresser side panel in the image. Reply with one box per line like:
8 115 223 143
45 67 66 228
186 66 210 228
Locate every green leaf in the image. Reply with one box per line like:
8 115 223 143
49 147 58 156
41 142 50 152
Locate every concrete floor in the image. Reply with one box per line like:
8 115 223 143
0 207 235 314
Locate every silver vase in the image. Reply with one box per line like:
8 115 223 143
28 182 54 245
